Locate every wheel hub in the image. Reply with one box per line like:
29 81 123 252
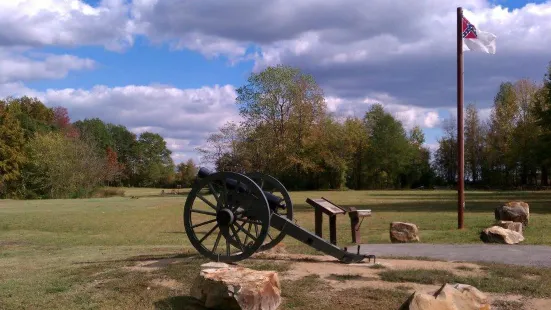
216 208 235 226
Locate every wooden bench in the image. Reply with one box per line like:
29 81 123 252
305 197 372 245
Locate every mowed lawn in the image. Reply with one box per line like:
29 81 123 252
1 189 551 309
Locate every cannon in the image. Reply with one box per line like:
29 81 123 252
183 168 376 264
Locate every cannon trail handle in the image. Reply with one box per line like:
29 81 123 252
270 213 375 264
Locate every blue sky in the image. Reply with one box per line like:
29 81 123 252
1 0 550 164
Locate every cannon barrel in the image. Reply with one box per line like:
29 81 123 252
197 167 286 211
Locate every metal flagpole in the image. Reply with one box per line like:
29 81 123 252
457 7 465 229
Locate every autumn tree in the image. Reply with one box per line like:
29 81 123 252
2 96 55 139
434 116 457 184
0 102 25 197
234 65 327 182
106 124 139 185
22 131 108 198
464 103 485 184
176 159 199 187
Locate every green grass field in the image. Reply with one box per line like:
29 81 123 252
1 189 550 309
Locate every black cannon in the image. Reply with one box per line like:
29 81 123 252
183 168 376 264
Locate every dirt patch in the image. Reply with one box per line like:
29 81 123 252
525 298 551 310
0 241 28 246
150 277 183 290
122 257 190 272
123 260 163 272
249 252 551 309
116 249 551 310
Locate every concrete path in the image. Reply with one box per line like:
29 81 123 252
357 244 551 267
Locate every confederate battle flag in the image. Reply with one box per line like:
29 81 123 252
461 13 497 54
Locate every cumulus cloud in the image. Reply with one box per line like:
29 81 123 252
131 0 551 109
0 49 95 83
327 93 442 130
0 0 135 51
2 0 550 163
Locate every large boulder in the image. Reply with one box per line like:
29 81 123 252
399 283 490 310
390 222 420 243
480 226 524 244
494 201 529 226
191 264 281 310
496 220 523 235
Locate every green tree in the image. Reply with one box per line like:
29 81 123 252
434 117 457 185
342 116 369 189
2 96 55 139
22 132 107 198
0 102 25 196
534 62 551 186
363 104 411 189
176 159 198 187
464 103 485 184
486 82 519 186
74 118 114 153
106 124 139 184
234 64 326 181
136 132 175 187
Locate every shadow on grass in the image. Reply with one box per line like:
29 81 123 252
154 296 208 310
73 252 200 265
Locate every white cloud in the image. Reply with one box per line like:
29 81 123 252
130 0 551 110
0 0 135 51
1 0 550 164
328 93 442 130
0 48 95 83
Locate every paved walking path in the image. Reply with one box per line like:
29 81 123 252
357 244 551 267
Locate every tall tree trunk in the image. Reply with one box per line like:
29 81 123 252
542 165 549 186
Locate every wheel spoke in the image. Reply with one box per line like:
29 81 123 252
230 224 245 252
207 182 220 203
212 230 222 253
196 193 218 211
267 232 274 241
199 223 219 243
192 218 217 229
226 236 230 256
236 217 262 225
237 222 258 242
243 222 253 245
192 209 217 216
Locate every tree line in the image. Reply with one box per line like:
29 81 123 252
434 64 551 189
198 64 551 191
2 62 551 198
0 97 198 199
197 65 434 190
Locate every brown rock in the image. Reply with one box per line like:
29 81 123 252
496 220 523 235
390 222 420 243
191 266 281 310
480 226 524 244
399 283 490 310
494 201 530 226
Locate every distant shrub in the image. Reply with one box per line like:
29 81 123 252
93 188 125 198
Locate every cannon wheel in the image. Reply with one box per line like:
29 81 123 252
247 172 294 252
183 171 271 263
